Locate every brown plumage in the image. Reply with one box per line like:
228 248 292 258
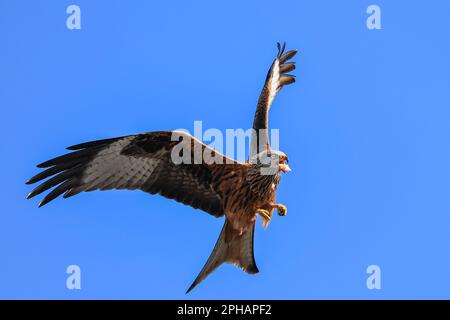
26 42 298 293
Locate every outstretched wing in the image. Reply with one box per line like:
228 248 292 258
26 131 240 217
250 42 298 157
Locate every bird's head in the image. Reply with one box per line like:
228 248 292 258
251 150 291 174
275 151 291 173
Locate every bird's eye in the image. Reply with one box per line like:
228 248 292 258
267 152 272 158
278 155 288 164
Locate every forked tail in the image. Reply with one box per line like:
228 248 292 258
186 219 259 293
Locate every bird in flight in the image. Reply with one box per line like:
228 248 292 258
26 42 298 293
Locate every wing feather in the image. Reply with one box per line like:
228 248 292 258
27 131 240 217
250 42 298 157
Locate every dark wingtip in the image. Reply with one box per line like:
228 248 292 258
185 288 191 295
276 41 287 58
185 282 197 294
66 137 124 151
279 49 298 64
38 200 47 208
66 144 85 150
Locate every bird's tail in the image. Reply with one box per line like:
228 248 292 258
186 219 259 293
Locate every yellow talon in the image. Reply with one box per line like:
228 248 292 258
257 209 271 221
276 204 287 216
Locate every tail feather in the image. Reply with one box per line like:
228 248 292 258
186 219 258 294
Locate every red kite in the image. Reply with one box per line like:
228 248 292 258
26 43 298 293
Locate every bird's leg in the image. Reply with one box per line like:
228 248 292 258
256 208 272 228
256 209 271 221
271 203 288 216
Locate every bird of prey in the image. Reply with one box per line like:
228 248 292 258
26 42 298 293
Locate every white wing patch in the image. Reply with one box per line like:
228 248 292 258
80 137 160 191
268 59 281 109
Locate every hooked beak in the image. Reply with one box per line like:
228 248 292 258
279 163 291 173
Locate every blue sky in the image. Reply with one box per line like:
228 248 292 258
1 0 450 299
